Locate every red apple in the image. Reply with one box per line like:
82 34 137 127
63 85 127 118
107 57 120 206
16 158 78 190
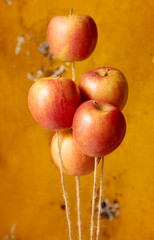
51 129 99 176
47 13 98 61
72 100 126 157
79 67 128 110
28 77 81 130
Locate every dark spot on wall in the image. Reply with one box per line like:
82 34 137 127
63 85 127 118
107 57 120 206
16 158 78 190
97 199 119 220
60 204 65 210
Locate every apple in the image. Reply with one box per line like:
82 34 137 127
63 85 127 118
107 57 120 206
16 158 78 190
72 100 126 157
79 67 128 110
28 77 81 130
47 13 98 61
51 129 99 176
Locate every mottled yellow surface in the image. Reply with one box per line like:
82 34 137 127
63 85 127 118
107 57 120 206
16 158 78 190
0 0 154 239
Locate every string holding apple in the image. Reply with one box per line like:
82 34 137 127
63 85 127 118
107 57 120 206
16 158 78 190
28 8 128 240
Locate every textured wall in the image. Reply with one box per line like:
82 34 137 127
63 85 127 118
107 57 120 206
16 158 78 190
0 0 154 239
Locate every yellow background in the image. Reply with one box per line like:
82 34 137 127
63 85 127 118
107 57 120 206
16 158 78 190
0 0 154 239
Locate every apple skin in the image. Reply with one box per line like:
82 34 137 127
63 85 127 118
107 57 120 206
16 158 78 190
51 129 100 176
28 77 81 130
72 100 126 157
79 67 128 110
47 14 98 61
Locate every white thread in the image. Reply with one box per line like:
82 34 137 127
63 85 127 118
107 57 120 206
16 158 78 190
76 176 82 240
56 130 73 240
72 61 82 240
96 158 104 240
72 62 75 82
90 157 98 240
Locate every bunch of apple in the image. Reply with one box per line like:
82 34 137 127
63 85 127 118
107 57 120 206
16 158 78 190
28 11 128 176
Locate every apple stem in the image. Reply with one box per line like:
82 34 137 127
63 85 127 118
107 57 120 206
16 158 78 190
93 101 100 110
90 157 98 240
70 8 73 16
57 75 61 79
104 68 110 76
56 130 73 240
96 157 104 240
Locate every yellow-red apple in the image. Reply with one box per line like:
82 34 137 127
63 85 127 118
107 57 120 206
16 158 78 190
72 100 126 157
47 14 98 61
79 67 128 110
51 129 99 176
28 77 81 130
